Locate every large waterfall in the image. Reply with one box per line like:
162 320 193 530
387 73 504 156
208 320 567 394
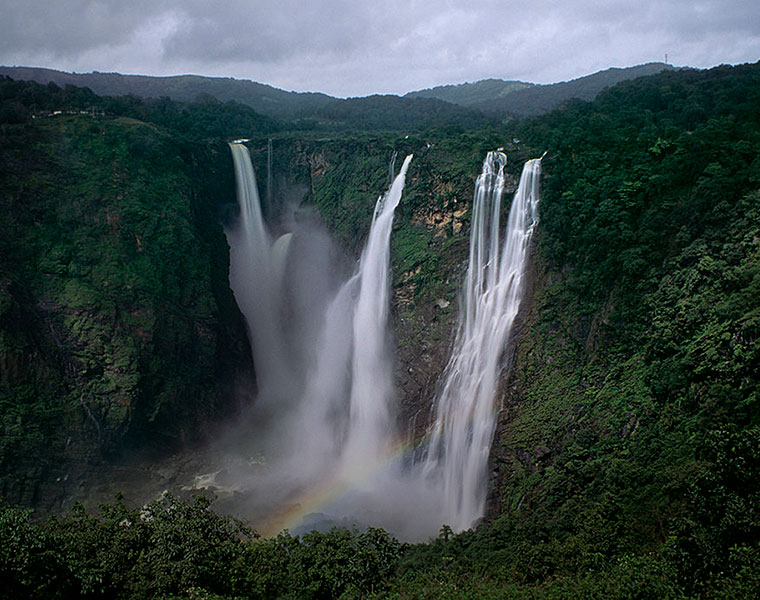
423 152 542 531
342 154 412 471
288 154 413 477
225 143 416 534
223 142 540 539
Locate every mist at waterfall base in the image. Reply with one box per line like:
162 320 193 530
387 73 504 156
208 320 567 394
216 144 540 540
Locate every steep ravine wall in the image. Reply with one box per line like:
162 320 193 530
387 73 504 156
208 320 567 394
0 116 254 510
1 120 534 519
484 237 543 521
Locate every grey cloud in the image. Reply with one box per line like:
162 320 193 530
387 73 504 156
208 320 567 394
0 0 758 96
162 0 377 63
0 0 176 55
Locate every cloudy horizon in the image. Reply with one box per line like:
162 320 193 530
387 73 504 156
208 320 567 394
1 0 758 98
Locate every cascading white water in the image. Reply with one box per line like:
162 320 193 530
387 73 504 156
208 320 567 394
223 143 539 540
224 145 415 531
342 154 413 474
226 142 292 401
289 155 413 477
423 152 542 531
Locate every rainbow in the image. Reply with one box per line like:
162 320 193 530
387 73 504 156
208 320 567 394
256 434 426 537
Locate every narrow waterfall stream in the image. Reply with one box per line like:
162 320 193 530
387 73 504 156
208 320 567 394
342 154 413 473
282 154 414 482
226 142 292 402
423 153 542 531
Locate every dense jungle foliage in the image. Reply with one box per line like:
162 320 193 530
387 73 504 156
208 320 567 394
0 70 491 133
0 77 255 507
1 62 759 598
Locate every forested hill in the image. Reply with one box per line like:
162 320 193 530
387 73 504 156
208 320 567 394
472 62 677 117
0 75 282 139
1 62 759 599
0 62 678 125
404 78 531 106
0 66 336 120
0 66 491 131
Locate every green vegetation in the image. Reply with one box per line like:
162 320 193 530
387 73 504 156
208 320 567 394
2 60 759 598
0 63 676 125
477 61 760 597
0 75 281 139
474 62 675 118
0 69 492 133
0 494 403 600
0 66 337 122
405 78 532 106
1 485 757 599
1 78 252 507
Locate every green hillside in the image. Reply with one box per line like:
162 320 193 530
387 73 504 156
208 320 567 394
0 67 491 132
474 62 677 117
0 79 254 507
403 63 677 118
405 78 532 106
1 62 759 598
0 66 336 121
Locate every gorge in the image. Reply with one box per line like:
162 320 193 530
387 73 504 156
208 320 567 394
1 62 759 598
218 143 542 538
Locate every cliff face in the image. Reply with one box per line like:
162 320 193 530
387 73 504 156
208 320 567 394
0 115 253 508
483 64 760 565
242 133 527 437
1 111 522 511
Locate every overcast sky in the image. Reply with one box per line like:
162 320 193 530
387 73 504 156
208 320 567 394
1 0 758 97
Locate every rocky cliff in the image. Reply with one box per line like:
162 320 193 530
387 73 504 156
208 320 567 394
0 114 253 508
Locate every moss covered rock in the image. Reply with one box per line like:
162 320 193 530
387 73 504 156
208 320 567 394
0 114 252 508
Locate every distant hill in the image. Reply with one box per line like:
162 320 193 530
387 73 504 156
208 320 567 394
0 62 680 126
471 63 679 117
402 63 679 118
311 93 490 131
404 78 532 106
0 66 491 131
0 66 338 121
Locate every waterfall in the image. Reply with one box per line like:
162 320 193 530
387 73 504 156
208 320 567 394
226 142 292 401
423 152 542 531
223 142 540 540
387 151 398 186
225 145 414 532
291 154 413 477
342 154 413 474
266 138 273 212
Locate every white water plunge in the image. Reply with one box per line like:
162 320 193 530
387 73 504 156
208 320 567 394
227 143 289 400
423 152 542 531
225 143 541 539
289 154 413 478
225 143 417 532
